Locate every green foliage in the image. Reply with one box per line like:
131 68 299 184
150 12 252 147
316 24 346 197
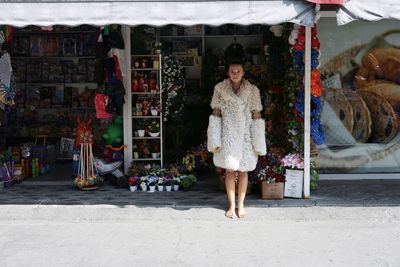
310 160 319 191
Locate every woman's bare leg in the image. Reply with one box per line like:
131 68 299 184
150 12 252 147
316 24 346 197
237 171 248 218
225 170 236 218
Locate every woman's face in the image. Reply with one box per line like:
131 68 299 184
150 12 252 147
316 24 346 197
228 64 244 84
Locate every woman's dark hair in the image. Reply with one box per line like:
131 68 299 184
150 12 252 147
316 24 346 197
225 58 245 71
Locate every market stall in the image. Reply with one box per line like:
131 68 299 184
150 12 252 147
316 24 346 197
0 0 318 197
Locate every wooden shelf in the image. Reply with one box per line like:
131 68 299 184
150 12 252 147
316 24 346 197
205 34 261 38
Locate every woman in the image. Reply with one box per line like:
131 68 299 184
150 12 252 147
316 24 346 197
207 60 266 218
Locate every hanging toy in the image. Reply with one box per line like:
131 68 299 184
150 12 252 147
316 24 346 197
73 116 98 190
102 115 123 145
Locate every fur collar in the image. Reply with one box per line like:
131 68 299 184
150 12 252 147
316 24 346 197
217 79 252 105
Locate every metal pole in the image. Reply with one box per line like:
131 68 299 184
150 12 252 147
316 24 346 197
123 25 132 173
303 26 311 198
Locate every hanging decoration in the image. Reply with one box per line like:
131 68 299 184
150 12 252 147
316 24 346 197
162 55 185 122
290 24 325 145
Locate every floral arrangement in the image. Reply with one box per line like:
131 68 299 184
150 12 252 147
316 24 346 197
157 177 165 185
128 176 139 186
147 175 158 186
281 153 304 170
147 121 160 133
180 174 197 189
257 166 286 184
164 175 173 186
181 144 210 173
173 176 181 185
153 42 162 50
254 148 286 184
140 176 148 186
290 24 325 146
162 55 185 122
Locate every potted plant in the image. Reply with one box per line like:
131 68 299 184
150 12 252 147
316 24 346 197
150 99 160 116
281 153 304 198
140 176 148 191
153 42 162 54
173 176 181 191
128 176 139 192
135 120 146 137
148 121 160 137
157 177 165 191
147 175 158 192
180 174 197 190
257 165 286 200
164 176 173 191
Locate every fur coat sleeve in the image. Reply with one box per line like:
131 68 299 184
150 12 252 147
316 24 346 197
207 79 267 172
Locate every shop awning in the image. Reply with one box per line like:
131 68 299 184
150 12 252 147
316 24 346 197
0 0 316 27
336 0 400 25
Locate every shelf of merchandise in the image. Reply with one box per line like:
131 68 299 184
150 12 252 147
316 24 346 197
13 30 97 35
6 28 100 159
132 137 161 140
12 56 96 59
132 158 161 161
130 53 163 168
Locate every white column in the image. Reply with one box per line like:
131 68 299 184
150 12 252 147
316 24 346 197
122 25 132 173
303 26 311 198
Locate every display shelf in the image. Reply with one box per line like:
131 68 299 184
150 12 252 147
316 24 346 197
160 35 202 38
131 68 159 71
132 116 161 119
131 54 160 57
133 137 161 140
132 158 162 161
17 82 97 85
131 92 160 95
130 53 164 168
205 34 261 38
12 56 96 59
13 30 97 35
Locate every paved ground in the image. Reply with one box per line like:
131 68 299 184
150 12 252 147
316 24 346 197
1 176 400 207
0 205 400 267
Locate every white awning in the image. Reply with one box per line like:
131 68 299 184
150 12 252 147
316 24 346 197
337 0 400 25
0 0 316 27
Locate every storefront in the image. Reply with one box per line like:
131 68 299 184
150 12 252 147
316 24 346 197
0 1 399 197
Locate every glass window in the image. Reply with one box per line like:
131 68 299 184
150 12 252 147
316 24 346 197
317 18 400 174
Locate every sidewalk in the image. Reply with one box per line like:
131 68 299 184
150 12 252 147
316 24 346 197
1 177 400 207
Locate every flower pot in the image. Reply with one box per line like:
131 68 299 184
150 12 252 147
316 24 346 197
138 130 145 137
149 132 160 137
155 49 161 54
149 185 156 192
260 182 284 200
151 152 159 159
129 185 137 192
173 184 179 191
157 185 164 191
151 109 158 116
140 184 147 192
133 152 140 159
165 185 172 192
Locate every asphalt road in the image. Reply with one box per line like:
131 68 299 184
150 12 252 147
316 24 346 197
0 205 399 267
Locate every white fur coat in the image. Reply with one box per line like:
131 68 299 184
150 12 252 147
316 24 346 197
207 79 266 172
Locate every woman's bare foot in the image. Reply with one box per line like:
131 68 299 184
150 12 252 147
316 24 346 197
225 207 235 219
237 206 247 218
